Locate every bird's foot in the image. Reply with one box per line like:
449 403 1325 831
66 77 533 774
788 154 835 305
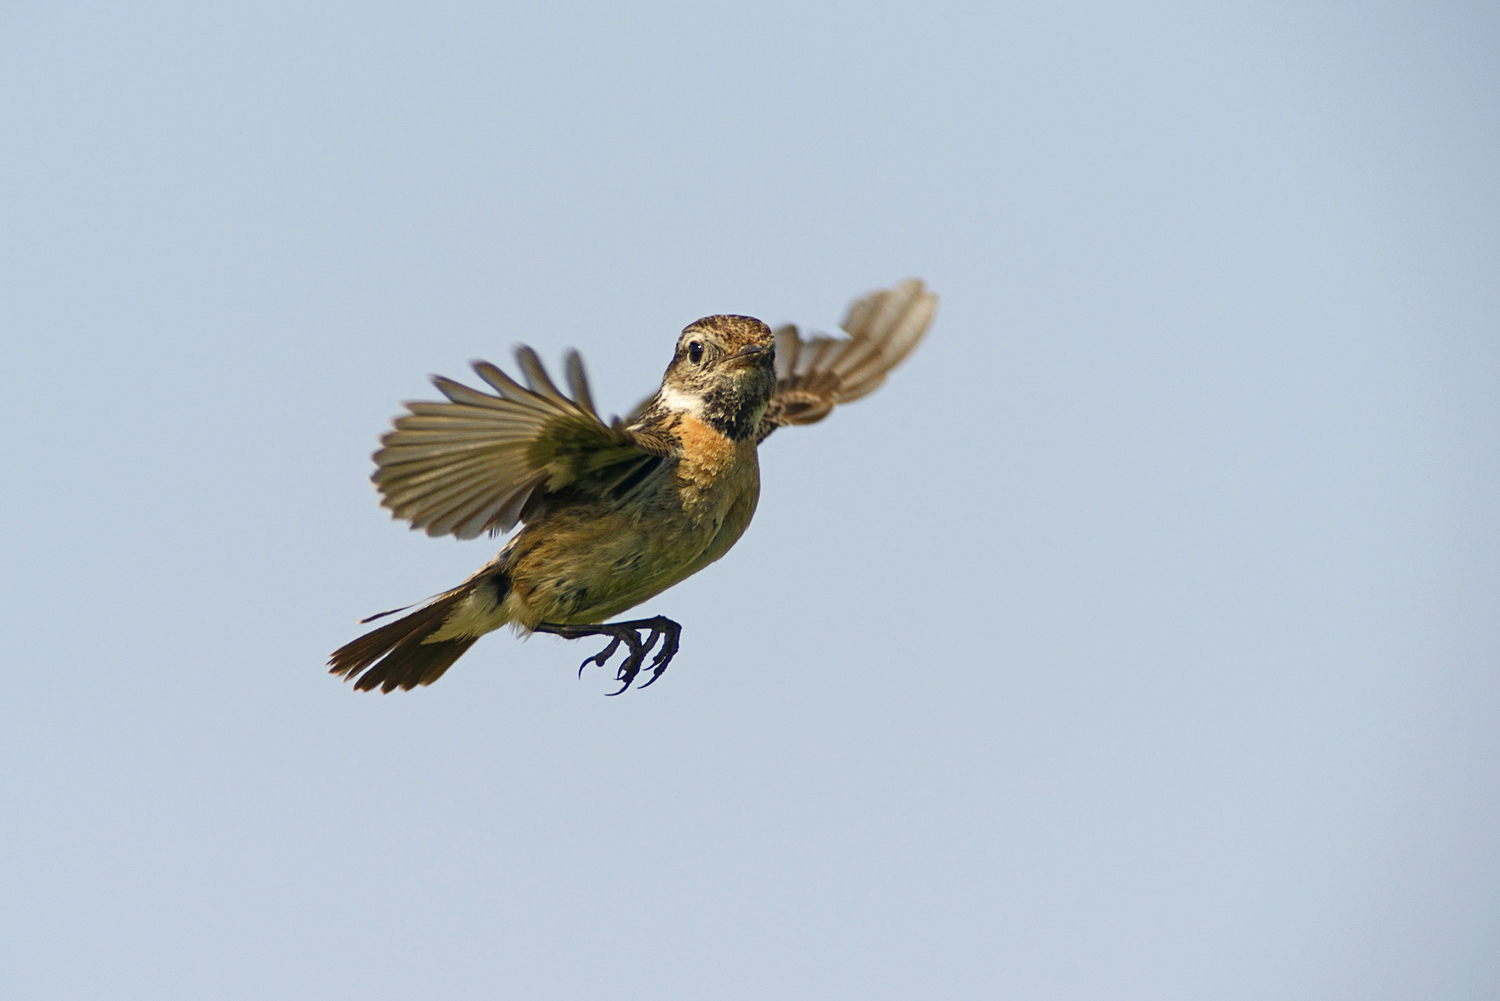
535 616 683 694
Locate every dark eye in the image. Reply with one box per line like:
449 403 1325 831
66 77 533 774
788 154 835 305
687 341 704 364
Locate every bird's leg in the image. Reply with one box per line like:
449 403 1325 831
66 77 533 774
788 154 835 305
534 616 683 694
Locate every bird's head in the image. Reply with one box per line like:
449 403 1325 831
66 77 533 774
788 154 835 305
657 314 776 440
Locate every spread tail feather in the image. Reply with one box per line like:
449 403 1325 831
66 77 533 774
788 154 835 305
329 583 492 693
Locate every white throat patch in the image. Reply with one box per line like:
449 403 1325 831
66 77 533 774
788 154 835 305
657 383 705 417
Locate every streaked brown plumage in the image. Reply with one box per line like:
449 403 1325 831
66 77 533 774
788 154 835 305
329 278 938 693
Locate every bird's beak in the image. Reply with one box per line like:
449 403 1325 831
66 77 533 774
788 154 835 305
726 343 769 368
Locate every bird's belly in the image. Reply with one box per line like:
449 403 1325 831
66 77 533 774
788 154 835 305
502 456 759 628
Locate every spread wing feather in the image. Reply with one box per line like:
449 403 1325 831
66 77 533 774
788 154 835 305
373 348 666 540
374 280 935 537
759 277 937 441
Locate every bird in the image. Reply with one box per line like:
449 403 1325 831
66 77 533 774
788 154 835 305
328 278 938 694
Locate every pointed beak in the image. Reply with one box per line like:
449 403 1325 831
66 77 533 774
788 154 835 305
727 343 769 368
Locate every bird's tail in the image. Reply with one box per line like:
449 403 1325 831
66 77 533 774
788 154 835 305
328 575 506 692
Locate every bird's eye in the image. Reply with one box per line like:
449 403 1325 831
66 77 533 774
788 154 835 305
687 341 704 364
767 347 775 366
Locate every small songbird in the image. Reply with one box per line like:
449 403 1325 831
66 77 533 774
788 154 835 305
329 278 938 693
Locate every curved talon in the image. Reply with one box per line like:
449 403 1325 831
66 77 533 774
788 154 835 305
637 625 680 689
535 615 684 694
606 632 653 695
578 636 623 677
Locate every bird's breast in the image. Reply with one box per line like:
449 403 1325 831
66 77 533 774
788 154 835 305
671 413 748 510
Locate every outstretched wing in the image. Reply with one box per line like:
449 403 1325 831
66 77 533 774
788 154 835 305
372 348 670 539
759 278 937 443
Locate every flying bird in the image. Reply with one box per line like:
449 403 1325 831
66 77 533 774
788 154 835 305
329 279 938 694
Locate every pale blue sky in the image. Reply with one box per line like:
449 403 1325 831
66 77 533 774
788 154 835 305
2 2 1496 998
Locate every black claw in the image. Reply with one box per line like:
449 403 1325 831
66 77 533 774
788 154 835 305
636 619 681 690
607 639 649 695
578 636 623 677
535 616 683 694
637 644 670 688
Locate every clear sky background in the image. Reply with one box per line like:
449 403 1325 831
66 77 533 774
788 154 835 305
2 2 1496 998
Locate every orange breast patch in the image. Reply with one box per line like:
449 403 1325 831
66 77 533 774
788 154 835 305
672 414 744 505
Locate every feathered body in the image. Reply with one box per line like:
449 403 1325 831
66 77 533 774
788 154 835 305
330 280 937 692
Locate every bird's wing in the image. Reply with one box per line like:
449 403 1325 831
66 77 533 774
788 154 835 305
372 348 671 539
758 278 938 443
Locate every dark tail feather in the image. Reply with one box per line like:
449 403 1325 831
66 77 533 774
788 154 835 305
358 601 419 624
328 588 479 693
